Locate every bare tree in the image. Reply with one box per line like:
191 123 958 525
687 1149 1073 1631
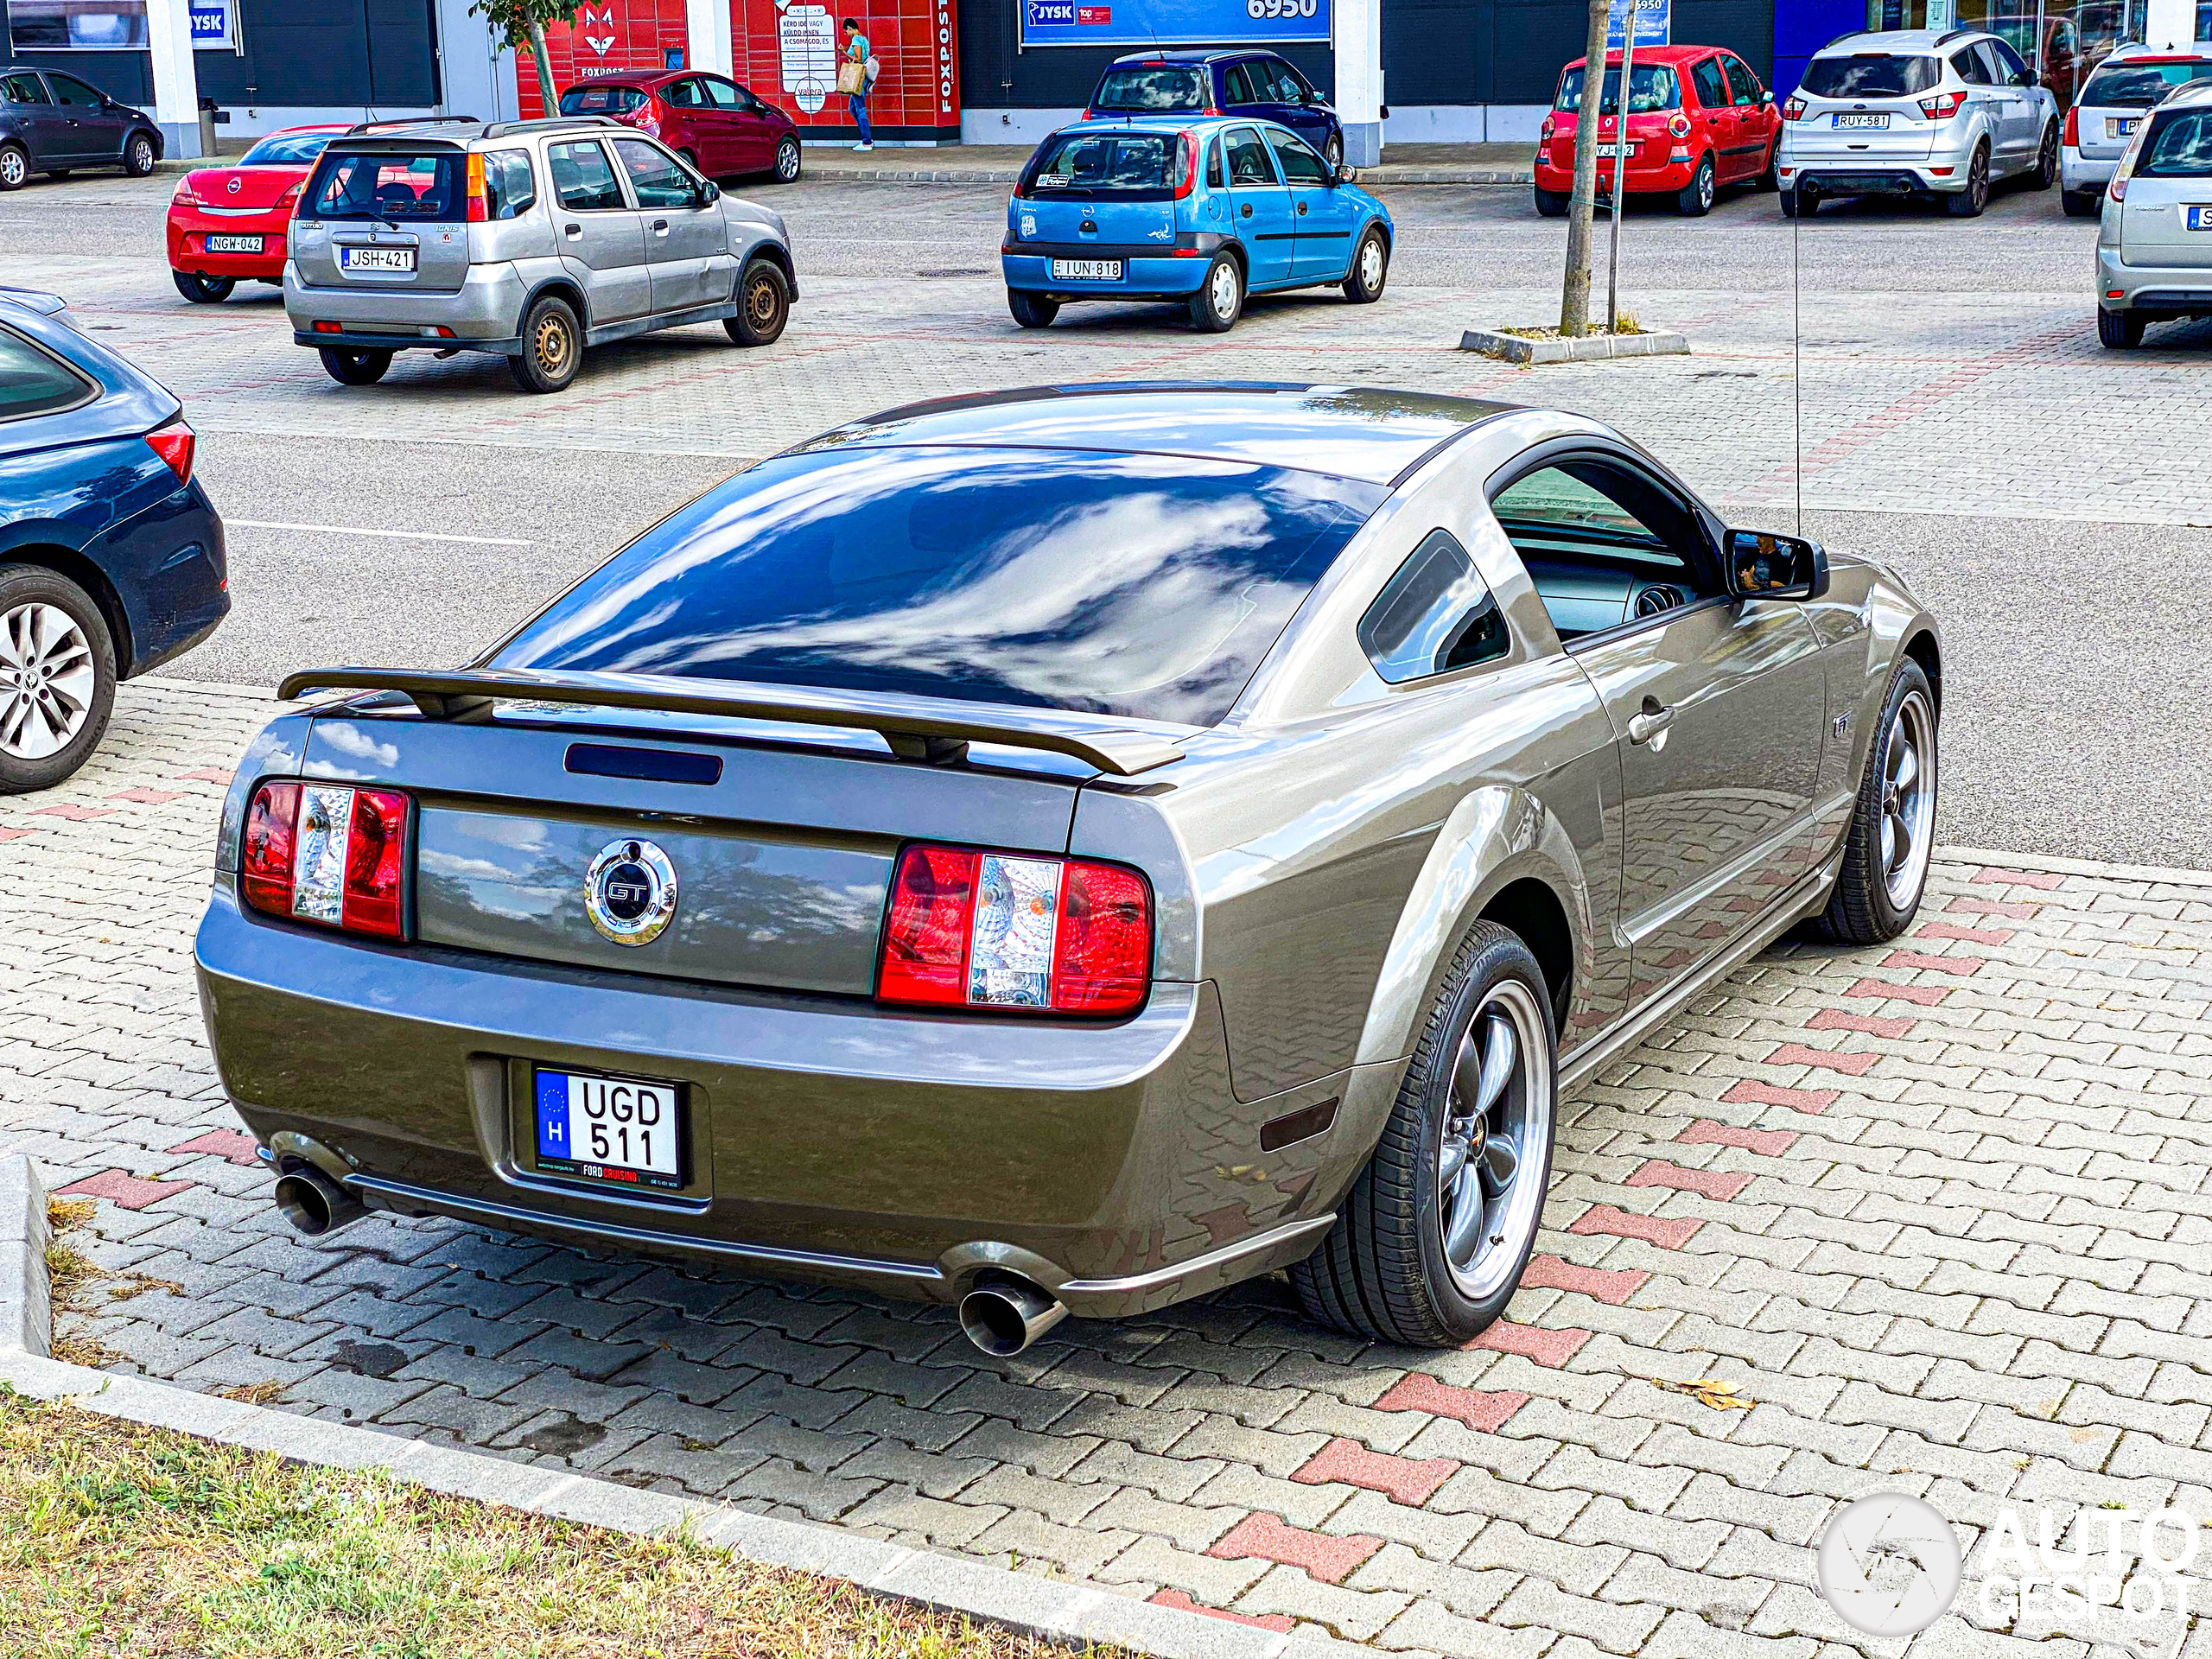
1559 0 1613 337
471 0 575 118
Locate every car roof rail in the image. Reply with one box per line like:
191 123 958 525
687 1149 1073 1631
480 115 622 137
1821 29 1869 48
345 113 480 135
1932 28 1974 46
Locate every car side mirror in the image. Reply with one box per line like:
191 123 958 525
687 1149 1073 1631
1726 529 1829 601
698 179 721 204
2012 69 2037 87
1762 89 1775 105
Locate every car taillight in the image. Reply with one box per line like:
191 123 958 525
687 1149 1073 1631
1782 94 1806 121
2063 105 2079 147
637 99 663 137
466 150 487 222
1668 112 1692 138
1919 90 1966 120
1540 115 1554 141
2110 174 2127 200
877 844 1151 1015
145 419 194 485
1174 129 1198 199
172 176 200 205
276 180 303 213
239 780 411 939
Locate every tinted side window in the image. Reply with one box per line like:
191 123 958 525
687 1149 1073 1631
1724 56 1760 105
1359 530 1510 684
1691 57 1728 109
1269 130 1331 184
483 149 536 219
612 136 695 207
706 78 747 110
664 77 706 108
1986 39 2030 82
1225 127 1277 184
2138 108 2212 176
549 140 626 211
0 326 92 422
1224 63 1263 105
1952 48 1993 86
2 73 49 105
48 74 105 108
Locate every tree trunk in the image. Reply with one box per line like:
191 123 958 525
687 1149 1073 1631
527 16 559 118
1559 0 1613 337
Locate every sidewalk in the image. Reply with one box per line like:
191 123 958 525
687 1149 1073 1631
797 141 1535 186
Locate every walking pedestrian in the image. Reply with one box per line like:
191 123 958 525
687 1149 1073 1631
841 18 874 152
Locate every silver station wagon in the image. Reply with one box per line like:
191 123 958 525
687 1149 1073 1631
283 116 798 394
197 386 1943 1354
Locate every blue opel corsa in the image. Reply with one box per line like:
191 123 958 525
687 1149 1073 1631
1001 116 1394 333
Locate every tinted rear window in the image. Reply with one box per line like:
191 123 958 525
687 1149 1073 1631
1092 65 1209 111
1556 64 1681 113
301 150 464 219
2082 60 2212 108
239 131 336 167
493 446 1385 727
2137 108 2212 175
1802 54 1941 98
560 84 647 113
0 324 92 422
1022 130 1183 198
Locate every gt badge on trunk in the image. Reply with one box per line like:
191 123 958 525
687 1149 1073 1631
585 837 677 945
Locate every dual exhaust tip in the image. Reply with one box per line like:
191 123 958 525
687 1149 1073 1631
269 1154 1067 1357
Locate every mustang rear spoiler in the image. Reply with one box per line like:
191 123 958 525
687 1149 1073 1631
274 665 1186 778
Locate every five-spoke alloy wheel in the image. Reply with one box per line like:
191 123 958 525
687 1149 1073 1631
0 565 116 793
1820 656 1940 943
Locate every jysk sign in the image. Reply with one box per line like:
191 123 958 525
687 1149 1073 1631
1021 0 1328 49
188 0 238 48
1606 0 1669 50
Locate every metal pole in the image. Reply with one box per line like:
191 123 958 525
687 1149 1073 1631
1605 1 1637 333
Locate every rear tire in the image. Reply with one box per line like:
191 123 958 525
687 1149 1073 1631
774 135 802 182
509 294 581 393
1188 253 1243 333
2098 307 2145 348
1817 658 1937 944
2061 186 2100 218
1007 288 1058 328
1756 140 1781 190
1676 153 1715 217
123 132 157 177
2031 121 2058 188
1947 143 1990 216
1533 184 1569 217
1290 921 1558 1348
0 564 117 795
173 270 234 303
723 257 789 346
0 145 28 192
1341 226 1388 303
317 346 392 385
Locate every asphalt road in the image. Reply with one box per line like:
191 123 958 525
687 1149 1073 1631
1 160 2204 867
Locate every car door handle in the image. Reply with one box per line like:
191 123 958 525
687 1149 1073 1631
564 223 583 238
1297 200 1308 215
652 219 670 235
1627 699 1675 747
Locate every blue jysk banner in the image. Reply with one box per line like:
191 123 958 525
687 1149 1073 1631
189 0 237 48
1022 0 1328 49
1606 0 1669 50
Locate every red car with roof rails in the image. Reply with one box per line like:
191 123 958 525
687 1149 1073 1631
559 70 803 183
1534 44 1783 218
166 124 348 302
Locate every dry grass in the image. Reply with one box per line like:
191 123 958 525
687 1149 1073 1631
1497 312 1649 340
0 1390 1123 1659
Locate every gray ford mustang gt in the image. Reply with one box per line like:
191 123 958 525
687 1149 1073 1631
195 384 1942 1354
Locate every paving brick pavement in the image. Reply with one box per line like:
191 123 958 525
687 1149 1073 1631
7 677 2212 1656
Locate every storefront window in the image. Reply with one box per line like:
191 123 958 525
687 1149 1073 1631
1866 0 2158 105
6 0 149 49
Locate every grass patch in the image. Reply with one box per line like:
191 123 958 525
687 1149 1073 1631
1497 313 1647 340
0 1391 1117 1659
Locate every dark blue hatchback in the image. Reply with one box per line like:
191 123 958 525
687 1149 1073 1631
1089 50 1344 170
0 290 226 791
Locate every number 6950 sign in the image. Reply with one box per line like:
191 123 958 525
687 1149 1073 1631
1247 0 1320 16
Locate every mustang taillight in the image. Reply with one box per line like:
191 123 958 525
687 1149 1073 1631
877 844 1151 1015
241 779 411 939
1919 89 1966 121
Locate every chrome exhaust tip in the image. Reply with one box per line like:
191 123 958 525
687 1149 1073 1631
272 1164 365 1236
957 1274 1069 1357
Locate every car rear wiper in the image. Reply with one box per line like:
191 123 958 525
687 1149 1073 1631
276 665 1188 776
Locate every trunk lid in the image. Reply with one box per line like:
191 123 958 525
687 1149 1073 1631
290 143 472 294
188 164 307 212
1017 192 1175 246
1788 98 1938 161
2120 178 2212 268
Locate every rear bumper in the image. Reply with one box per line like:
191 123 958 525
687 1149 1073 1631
167 213 290 279
1002 251 1212 299
1783 165 1962 196
283 258 528 341
2060 147 2120 193
1534 152 1699 194
103 480 229 676
2097 247 2212 314
194 879 1353 1315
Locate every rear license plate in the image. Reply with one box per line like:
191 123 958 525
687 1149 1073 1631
2108 118 2139 138
1050 257 1122 281
204 233 264 253
339 245 416 273
1834 112 1891 130
1595 143 1639 158
533 1067 685 1190
2189 207 2212 231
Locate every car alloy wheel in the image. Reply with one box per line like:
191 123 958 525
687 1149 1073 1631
1436 977 1553 1304
1325 134 1343 172
0 146 26 192
2034 122 2058 188
0 601 96 762
776 136 802 181
1879 687 1936 912
1818 656 1940 944
126 134 156 175
1948 145 1989 216
1678 153 1715 217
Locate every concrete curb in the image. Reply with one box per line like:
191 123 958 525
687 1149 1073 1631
0 1153 1351 1659
1459 325 1690 364
1931 845 2212 891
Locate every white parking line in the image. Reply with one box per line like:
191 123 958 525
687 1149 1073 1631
226 519 534 547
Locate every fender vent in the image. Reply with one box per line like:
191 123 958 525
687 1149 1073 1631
1260 1096 1340 1153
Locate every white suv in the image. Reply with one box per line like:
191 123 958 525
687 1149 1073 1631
2062 45 2212 217
1779 29 2061 217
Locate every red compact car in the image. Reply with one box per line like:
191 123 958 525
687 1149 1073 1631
167 124 348 303
559 71 803 183
1534 45 1782 218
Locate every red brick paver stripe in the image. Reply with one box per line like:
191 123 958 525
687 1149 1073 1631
1679 1119 1799 1156
1292 1437 1459 1506
1519 1252 1650 1305
55 1169 194 1211
1882 951 1985 977
178 767 235 784
1766 1042 1879 1077
1843 977 1951 1007
33 804 112 822
1949 896 2039 920
1373 1373 1529 1432
1625 1160 1751 1202
168 1128 264 1167
107 786 186 806
1970 866 2064 890
1464 1320 1593 1368
1571 1205 1701 1249
1917 920 2015 945
1808 1007 1917 1039
0 826 35 842
1723 1079 1839 1116
1147 1591 1294 1632
1206 1513 1383 1584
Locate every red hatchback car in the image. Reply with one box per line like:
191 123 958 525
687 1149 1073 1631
558 72 802 183
1534 45 1782 218
167 124 348 303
